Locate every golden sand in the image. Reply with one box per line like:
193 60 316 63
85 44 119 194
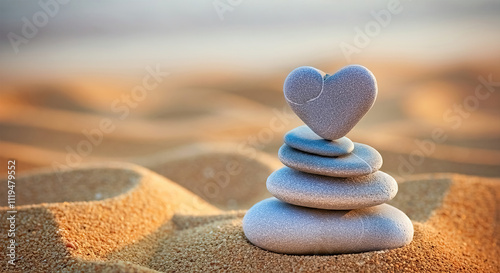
1 159 498 273
0 61 499 272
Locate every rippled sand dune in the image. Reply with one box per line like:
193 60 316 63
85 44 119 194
1 60 500 272
0 161 498 272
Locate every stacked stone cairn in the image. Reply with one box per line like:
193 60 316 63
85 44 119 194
243 65 413 254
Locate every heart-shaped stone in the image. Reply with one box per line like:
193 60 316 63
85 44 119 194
284 65 377 140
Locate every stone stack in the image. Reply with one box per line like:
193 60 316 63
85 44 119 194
243 65 413 254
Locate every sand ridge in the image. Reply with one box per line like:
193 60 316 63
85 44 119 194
1 61 500 178
0 61 499 272
0 162 219 272
0 159 498 272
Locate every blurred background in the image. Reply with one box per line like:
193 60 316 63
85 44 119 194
1 0 499 208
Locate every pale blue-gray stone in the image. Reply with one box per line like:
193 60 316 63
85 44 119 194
284 65 377 140
278 143 382 177
284 125 354 156
267 167 397 210
243 198 414 254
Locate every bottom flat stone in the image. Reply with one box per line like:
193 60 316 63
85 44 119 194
243 198 413 255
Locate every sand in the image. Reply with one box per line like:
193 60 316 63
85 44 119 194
0 159 499 273
0 60 499 272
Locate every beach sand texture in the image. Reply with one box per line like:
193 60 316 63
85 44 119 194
0 163 499 272
1 59 500 272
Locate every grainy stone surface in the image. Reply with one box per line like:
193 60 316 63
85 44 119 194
284 125 354 156
284 65 377 140
278 142 382 177
243 198 414 254
267 167 398 210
